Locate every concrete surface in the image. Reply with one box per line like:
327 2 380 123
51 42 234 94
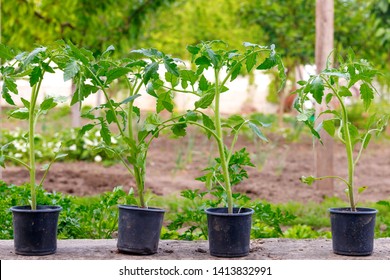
1 238 390 260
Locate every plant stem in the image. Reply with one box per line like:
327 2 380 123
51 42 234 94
214 69 233 214
29 85 38 210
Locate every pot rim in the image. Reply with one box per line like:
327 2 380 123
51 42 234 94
205 207 254 216
328 207 378 215
118 204 165 213
10 205 62 213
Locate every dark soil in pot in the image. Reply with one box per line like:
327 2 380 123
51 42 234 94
205 207 254 258
329 207 377 256
117 205 165 255
11 205 62 256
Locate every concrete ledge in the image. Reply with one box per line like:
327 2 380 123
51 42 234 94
1 239 390 260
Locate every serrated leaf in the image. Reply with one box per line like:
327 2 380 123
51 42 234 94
0 155 5 168
186 45 200 55
4 77 18 94
0 44 15 60
102 45 115 57
29 66 42 86
180 70 198 87
186 110 198 122
360 83 374 111
143 62 159 84
198 75 209 91
230 61 242 82
157 91 174 113
9 108 29 120
248 121 268 142
322 119 336 137
171 122 187 137
1 87 15 106
163 55 179 76
106 110 115 124
64 61 80 82
325 93 333 104
23 47 46 66
195 92 214 109
106 67 130 84
165 71 179 87
310 76 325 104
202 113 215 131
246 52 257 72
100 122 111 145
79 124 95 136
257 55 277 70
40 97 57 110
21 98 30 109
339 86 352 97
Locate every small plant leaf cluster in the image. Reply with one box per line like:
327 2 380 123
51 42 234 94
295 50 389 211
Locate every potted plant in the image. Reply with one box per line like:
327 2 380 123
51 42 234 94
296 51 389 256
169 41 285 257
58 42 189 254
0 44 66 255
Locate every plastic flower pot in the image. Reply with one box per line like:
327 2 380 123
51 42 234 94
117 205 165 255
11 205 62 256
205 207 254 257
329 207 377 256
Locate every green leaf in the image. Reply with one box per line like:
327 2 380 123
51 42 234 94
23 47 46 66
186 110 198 122
55 154 68 160
310 76 325 104
1 87 15 106
195 92 214 109
4 77 18 94
339 86 352 97
360 83 374 111
40 97 57 110
171 122 187 137
325 93 333 104
322 119 336 137
79 124 95 136
0 155 5 168
143 62 159 84
0 44 14 60
165 71 179 87
100 122 111 145
21 98 30 109
106 110 115 124
186 45 200 55
300 176 316 186
198 75 209 91
9 108 29 120
29 66 42 86
106 67 130 84
163 55 179 76
206 48 220 68
246 52 257 72
64 61 80 82
358 186 368 194
180 70 198 88
201 113 216 137
102 45 115 57
362 133 372 149
157 91 174 113
248 121 268 142
257 55 277 70
230 61 242 82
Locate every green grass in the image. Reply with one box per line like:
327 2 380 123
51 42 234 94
1 181 389 240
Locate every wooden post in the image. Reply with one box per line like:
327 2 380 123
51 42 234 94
315 0 334 195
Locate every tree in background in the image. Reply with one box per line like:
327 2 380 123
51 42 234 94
1 0 175 55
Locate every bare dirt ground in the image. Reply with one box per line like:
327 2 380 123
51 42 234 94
2 130 390 204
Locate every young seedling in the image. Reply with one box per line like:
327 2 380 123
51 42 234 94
168 41 285 214
57 42 189 208
0 44 67 210
295 51 389 211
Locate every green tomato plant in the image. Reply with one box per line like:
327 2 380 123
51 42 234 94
295 51 389 211
168 41 286 214
0 44 67 210
56 42 189 208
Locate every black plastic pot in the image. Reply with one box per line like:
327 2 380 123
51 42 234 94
11 205 62 256
117 205 165 255
329 207 377 256
205 207 254 257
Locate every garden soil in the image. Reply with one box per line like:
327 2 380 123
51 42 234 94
2 133 390 204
